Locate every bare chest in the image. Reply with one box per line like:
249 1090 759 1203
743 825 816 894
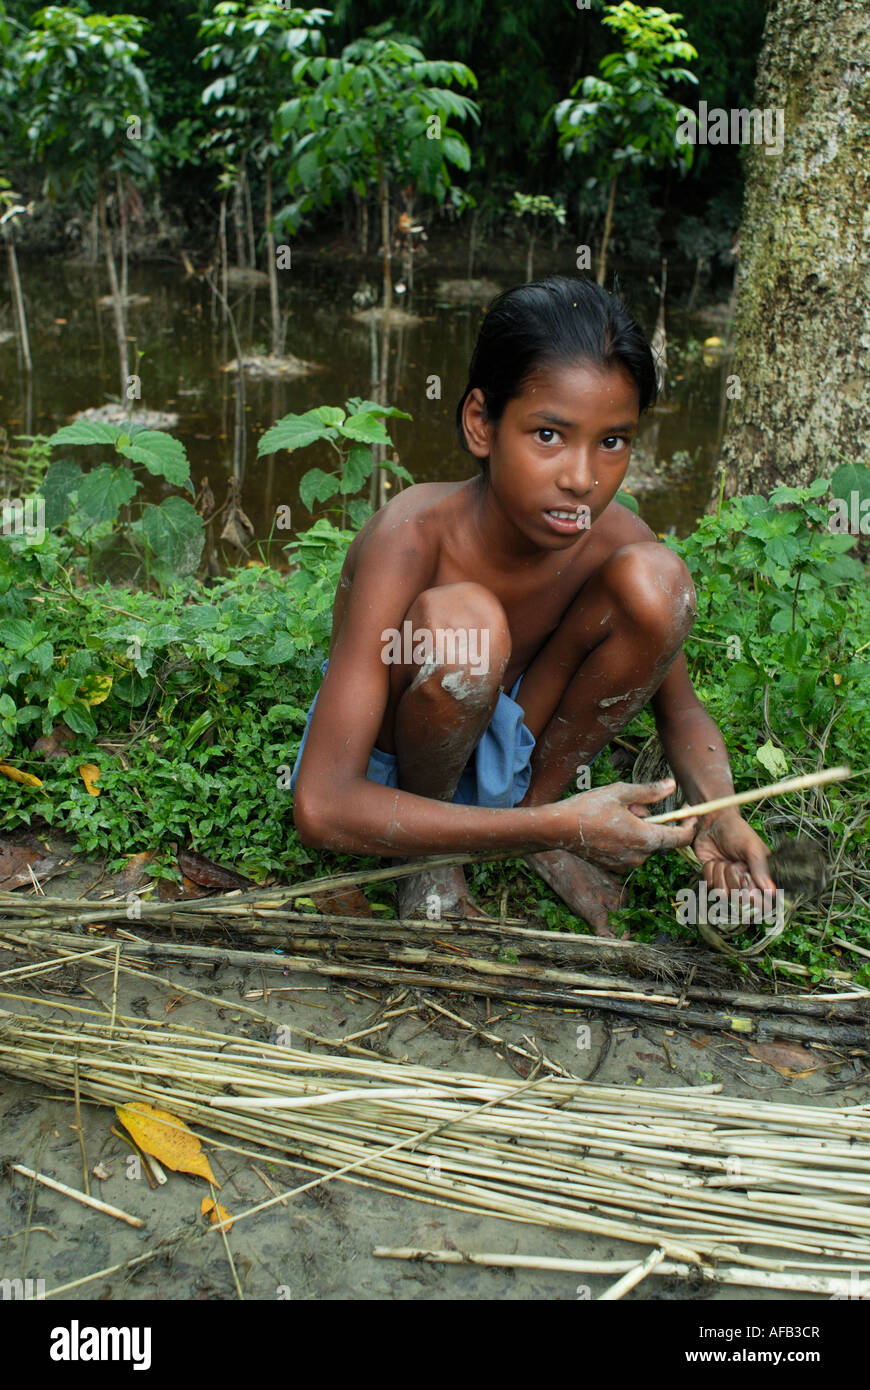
430 548 596 688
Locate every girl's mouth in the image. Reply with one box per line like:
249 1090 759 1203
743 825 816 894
542 507 590 535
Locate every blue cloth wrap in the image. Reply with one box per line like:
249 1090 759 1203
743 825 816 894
289 658 537 808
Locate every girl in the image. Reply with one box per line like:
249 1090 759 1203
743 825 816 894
291 277 774 933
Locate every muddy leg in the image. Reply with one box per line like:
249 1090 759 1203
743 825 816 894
517 543 697 933
376 583 510 918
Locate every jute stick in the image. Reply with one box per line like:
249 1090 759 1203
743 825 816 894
12 1164 145 1228
597 1247 665 1300
373 1248 870 1296
646 765 852 824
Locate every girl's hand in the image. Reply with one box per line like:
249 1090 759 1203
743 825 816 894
693 810 776 903
562 778 698 871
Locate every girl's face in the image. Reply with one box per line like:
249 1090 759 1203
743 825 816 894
464 360 640 551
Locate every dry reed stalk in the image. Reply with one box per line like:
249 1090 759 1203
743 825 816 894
598 1247 665 1300
1 1004 869 1274
646 766 852 823
11 1164 145 1228
373 1247 870 1296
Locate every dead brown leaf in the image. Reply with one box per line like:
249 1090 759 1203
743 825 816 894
109 851 158 894
177 849 255 892
747 1042 822 1078
32 723 76 759
0 841 65 890
307 885 375 917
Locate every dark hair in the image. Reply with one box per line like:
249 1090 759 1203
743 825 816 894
455 276 657 462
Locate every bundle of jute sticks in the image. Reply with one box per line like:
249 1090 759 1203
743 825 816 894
2 902 867 1045
1 1005 868 1293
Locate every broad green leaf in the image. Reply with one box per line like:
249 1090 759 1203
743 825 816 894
340 444 373 493
338 413 391 445
830 461 870 503
258 411 333 455
262 633 298 665
344 398 411 421
2 619 38 652
615 489 639 513
47 421 122 448
311 406 346 428
782 631 808 665
64 701 98 738
299 468 340 510
347 498 373 528
141 498 204 576
380 458 414 484
39 458 84 529
756 739 789 778
117 431 191 488
76 465 138 529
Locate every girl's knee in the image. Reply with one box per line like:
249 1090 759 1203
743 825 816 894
405 582 511 678
601 542 696 641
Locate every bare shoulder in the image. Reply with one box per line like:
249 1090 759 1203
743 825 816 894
591 497 660 555
344 480 469 576
332 481 471 647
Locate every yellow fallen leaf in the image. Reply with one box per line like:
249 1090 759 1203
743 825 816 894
81 673 113 706
79 763 102 796
0 762 43 787
833 673 842 686
201 1197 234 1230
116 1101 219 1186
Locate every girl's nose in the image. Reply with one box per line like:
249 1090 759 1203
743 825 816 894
556 450 595 495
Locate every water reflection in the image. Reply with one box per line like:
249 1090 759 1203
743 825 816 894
0 258 730 550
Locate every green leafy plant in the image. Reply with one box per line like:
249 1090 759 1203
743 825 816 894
37 421 204 590
0 520 354 877
258 397 413 526
553 1 698 284
277 33 479 312
19 5 156 397
508 191 566 281
196 1 329 356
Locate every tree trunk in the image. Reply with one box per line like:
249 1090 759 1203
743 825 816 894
218 192 229 322
6 236 32 374
717 0 870 500
687 254 705 312
378 159 392 315
116 170 128 303
243 162 257 269
232 173 246 268
264 158 282 358
97 176 128 400
88 201 99 266
597 174 618 286
526 226 535 282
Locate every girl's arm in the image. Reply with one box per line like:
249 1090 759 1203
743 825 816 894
652 655 775 892
651 654 736 807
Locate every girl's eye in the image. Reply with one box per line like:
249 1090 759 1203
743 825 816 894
535 428 560 444
601 435 629 451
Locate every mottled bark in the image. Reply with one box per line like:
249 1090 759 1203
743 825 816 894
717 0 869 500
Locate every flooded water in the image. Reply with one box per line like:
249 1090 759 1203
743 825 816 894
0 255 732 549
